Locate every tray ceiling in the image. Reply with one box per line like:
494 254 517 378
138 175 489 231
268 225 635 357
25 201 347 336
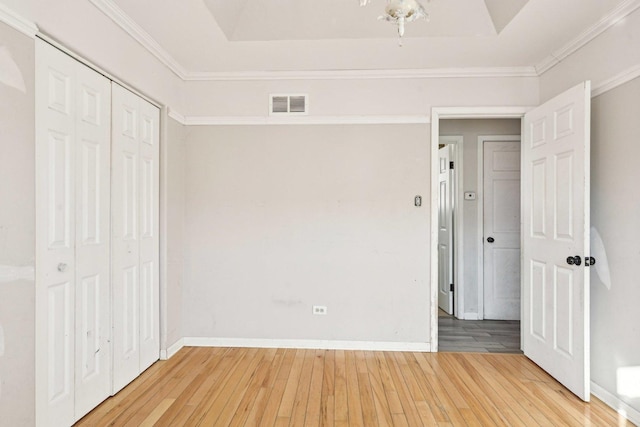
105 0 629 73
203 0 529 41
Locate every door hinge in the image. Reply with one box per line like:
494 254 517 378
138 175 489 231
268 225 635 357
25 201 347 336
450 283 454 292
450 161 454 170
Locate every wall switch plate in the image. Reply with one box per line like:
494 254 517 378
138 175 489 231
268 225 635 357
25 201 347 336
312 305 327 315
464 192 476 200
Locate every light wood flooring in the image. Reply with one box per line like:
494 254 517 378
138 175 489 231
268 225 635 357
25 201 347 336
438 310 522 354
76 347 633 426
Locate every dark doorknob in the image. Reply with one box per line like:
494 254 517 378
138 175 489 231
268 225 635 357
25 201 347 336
566 255 582 266
487 237 495 243
585 256 596 266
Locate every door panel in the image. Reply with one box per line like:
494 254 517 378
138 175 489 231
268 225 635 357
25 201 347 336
437 145 454 314
36 41 77 427
48 281 73 403
523 81 591 401
138 100 160 372
123 266 139 356
112 84 160 392
73 62 111 420
48 132 73 248
112 84 142 393
483 140 521 320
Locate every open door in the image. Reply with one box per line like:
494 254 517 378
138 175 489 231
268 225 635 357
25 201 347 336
438 145 454 314
522 81 591 401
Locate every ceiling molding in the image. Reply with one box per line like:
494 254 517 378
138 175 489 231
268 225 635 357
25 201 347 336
168 108 187 125
591 63 640 97
179 115 430 126
536 0 640 75
0 3 38 38
88 0 188 79
183 67 538 82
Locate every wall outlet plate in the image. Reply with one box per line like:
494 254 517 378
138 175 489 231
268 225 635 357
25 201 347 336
312 305 327 315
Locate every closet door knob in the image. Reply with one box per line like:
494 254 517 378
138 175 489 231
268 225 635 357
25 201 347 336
57 263 68 272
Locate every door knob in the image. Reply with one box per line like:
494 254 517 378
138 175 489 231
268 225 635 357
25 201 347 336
487 237 495 243
585 256 596 266
57 263 68 272
566 256 582 266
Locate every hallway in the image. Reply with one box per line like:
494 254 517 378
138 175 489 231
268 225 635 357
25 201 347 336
438 310 522 354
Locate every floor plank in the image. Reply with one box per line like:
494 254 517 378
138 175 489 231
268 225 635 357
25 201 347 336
75 347 635 427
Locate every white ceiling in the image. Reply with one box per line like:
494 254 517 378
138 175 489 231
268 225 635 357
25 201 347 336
108 0 627 73
205 0 505 41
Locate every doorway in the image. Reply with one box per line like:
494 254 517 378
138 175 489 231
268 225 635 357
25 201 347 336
431 83 592 401
434 117 524 353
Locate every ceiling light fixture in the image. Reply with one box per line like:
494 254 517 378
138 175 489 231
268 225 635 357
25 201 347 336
360 0 430 46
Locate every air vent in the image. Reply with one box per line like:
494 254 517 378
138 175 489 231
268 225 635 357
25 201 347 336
269 94 308 115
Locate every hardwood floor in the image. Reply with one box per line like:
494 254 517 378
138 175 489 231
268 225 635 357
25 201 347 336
438 310 522 354
75 347 633 426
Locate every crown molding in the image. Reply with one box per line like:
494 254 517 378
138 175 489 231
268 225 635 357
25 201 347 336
183 67 538 82
167 108 187 125
592 63 640 97
536 0 640 75
179 115 430 126
0 3 38 38
88 0 188 79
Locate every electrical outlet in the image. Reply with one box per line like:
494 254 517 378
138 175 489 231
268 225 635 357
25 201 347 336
312 305 327 315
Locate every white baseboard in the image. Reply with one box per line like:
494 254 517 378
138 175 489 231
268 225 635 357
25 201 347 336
160 338 184 360
183 337 431 352
464 312 480 320
591 381 640 425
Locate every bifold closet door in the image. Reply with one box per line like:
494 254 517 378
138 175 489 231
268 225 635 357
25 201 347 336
111 83 160 394
35 40 112 426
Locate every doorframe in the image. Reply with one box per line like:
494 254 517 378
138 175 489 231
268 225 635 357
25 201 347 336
476 134 522 321
430 107 531 351
438 136 463 318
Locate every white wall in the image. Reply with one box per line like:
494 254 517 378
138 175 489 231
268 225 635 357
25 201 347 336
183 76 538 117
589 77 640 420
439 119 521 318
0 21 35 427
183 124 432 345
161 117 187 351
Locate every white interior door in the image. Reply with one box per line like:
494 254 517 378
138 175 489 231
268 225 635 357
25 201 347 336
483 140 521 320
112 83 160 393
522 81 591 401
36 40 112 426
36 41 77 427
73 62 112 420
138 95 160 372
438 145 454 314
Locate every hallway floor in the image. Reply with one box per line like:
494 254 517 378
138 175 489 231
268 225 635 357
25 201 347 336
438 310 522 354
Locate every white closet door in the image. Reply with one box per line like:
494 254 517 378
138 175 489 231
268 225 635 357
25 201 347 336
138 99 160 371
36 40 77 427
112 83 160 393
35 40 112 426
73 62 112 420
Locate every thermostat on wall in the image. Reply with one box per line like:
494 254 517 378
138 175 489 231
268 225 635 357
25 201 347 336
464 192 476 200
